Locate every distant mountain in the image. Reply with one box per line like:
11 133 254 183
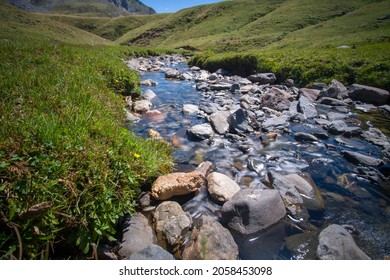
6 0 156 17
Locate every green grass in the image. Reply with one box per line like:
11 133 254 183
0 1 174 258
190 43 390 90
0 1 114 45
116 0 390 51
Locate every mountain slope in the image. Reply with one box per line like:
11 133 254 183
6 0 156 17
0 0 115 45
116 0 390 51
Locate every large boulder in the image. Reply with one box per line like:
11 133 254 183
268 171 309 221
228 108 251 134
129 245 175 260
299 88 320 102
209 111 230 135
247 73 277 85
151 170 206 200
182 216 239 260
260 87 293 112
118 213 156 259
221 188 286 235
187 123 214 140
207 172 241 204
317 224 370 260
298 95 317 119
348 84 389 106
153 201 191 248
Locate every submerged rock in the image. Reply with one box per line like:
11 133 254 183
341 150 383 167
317 224 370 260
294 132 319 142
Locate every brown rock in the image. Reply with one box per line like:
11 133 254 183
151 170 206 200
182 216 239 260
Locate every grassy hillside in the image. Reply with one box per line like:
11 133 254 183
0 0 114 45
0 1 173 259
116 0 390 51
6 0 156 17
49 13 168 41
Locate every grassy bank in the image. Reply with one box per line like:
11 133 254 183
190 43 390 90
0 42 173 259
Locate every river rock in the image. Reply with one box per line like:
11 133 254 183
262 115 290 131
153 201 191 248
165 69 180 79
142 89 157 101
228 108 251 134
187 123 214 140
268 171 309 221
341 150 383 167
143 110 166 122
299 88 320 102
140 79 158 87
327 112 347 121
209 111 230 134
317 224 370 260
247 73 277 85
133 99 152 114
207 172 241 204
318 97 347 107
182 216 239 260
196 82 209 91
261 87 293 112
362 128 389 148
298 95 317 118
196 161 213 177
151 170 206 200
285 173 325 212
221 188 286 235
348 84 389 105
129 245 175 260
294 132 319 142
328 120 348 135
182 104 199 115
118 213 156 259
210 83 232 91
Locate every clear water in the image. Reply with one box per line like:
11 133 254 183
128 62 390 260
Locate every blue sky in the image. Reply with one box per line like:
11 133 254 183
141 0 225 13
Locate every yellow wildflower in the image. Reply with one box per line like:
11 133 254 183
133 153 140 159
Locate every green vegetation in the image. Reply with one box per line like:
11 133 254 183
7 0 156 17
115 0 390 90
1 0 389 260
190 43 390 90
0 1 173 259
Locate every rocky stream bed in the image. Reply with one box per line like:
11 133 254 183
99 54 390 260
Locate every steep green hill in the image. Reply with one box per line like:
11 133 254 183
116 0 390 51
6 0 156 17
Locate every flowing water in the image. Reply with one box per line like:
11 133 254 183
128 61 390 260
